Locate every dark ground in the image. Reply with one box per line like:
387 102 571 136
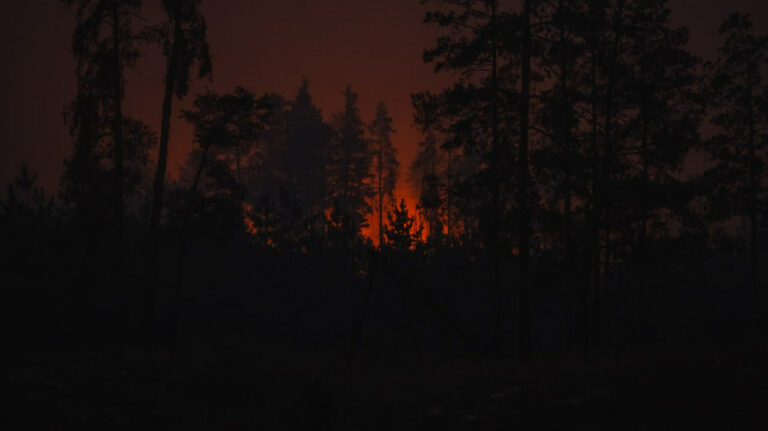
0 318 768 430
2 343 766 430
2 240 766 430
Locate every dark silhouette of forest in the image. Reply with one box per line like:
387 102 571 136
1 0 766 429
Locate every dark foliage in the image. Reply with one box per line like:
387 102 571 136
2 1 767 429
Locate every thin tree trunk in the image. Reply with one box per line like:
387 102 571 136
518 0 532 362
585 41 600 359
598 0 624 353
747 82 758 297
488 0 503 357
639 84 651 336
170 143 211 361
750 175 758 295
143 13 182 350
447 149 453 246
151 17 181 241
112 0 126 360
557 0 575 353
378 123 384 247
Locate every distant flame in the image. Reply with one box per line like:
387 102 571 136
242 184 426 246
364 184 424 246
242 202 257 235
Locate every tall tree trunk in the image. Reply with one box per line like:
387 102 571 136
584 40 600 359
598 0 624 353
747 83 758 303
750 163 758 297
170 143 211 361
378 123 384 247
557 0 575 353
447 148 453 246
639 63 652 333
143 12 182 350
489 0 504 357
112 0 126 360
151 16 181 240
518 0 532 362
637 41 650 327
640 122 649 289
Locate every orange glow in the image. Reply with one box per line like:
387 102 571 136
243 183 424 246
242 202 257 235
364 182 424 246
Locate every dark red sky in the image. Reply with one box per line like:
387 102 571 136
2 0 767 201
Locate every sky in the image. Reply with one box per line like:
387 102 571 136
2 0 768 202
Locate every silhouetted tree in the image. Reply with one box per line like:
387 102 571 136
61 0 148 356
517 0 533 361
418 0 518 355
240 84 333 252
384 199 421 251
3 165 55 226
537 0 583 255
620 2 702 343
705 12 768 295
243 92 288 239
411 131 445 247
327 86 373 236
418 0 515 244
60 92 113 249
143 0 211 347
412 85 488 245
533 0 590 354
150 0 212 232
171 88 267 353
370 102 399 247
279 79 333 222
179 88 265 233
1 166 58 309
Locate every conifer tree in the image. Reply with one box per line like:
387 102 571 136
170 87 267 355
417 0 516 355
411 131 444 246
384 199 422 251
706 12 768 294
280 79 333 215
142 0 211 347
327 86 373 236
150 0 212 235
61 0 147 356
370 102 399 247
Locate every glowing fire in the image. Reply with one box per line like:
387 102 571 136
363 185 424 246
242 184 425 246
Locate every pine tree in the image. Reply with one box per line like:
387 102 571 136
179 88 265 230
516 0 533 361
170 87 267 356
417 0 512 247
706 12 768 295
327 86 373 236
150 0 212 235
280 79 333 215
418 0 534 356
61 0 147 357
369 102 398 247
411 131 444 247
141 0 212 347
384 199 422 251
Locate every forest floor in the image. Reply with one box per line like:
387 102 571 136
2 341 766 430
